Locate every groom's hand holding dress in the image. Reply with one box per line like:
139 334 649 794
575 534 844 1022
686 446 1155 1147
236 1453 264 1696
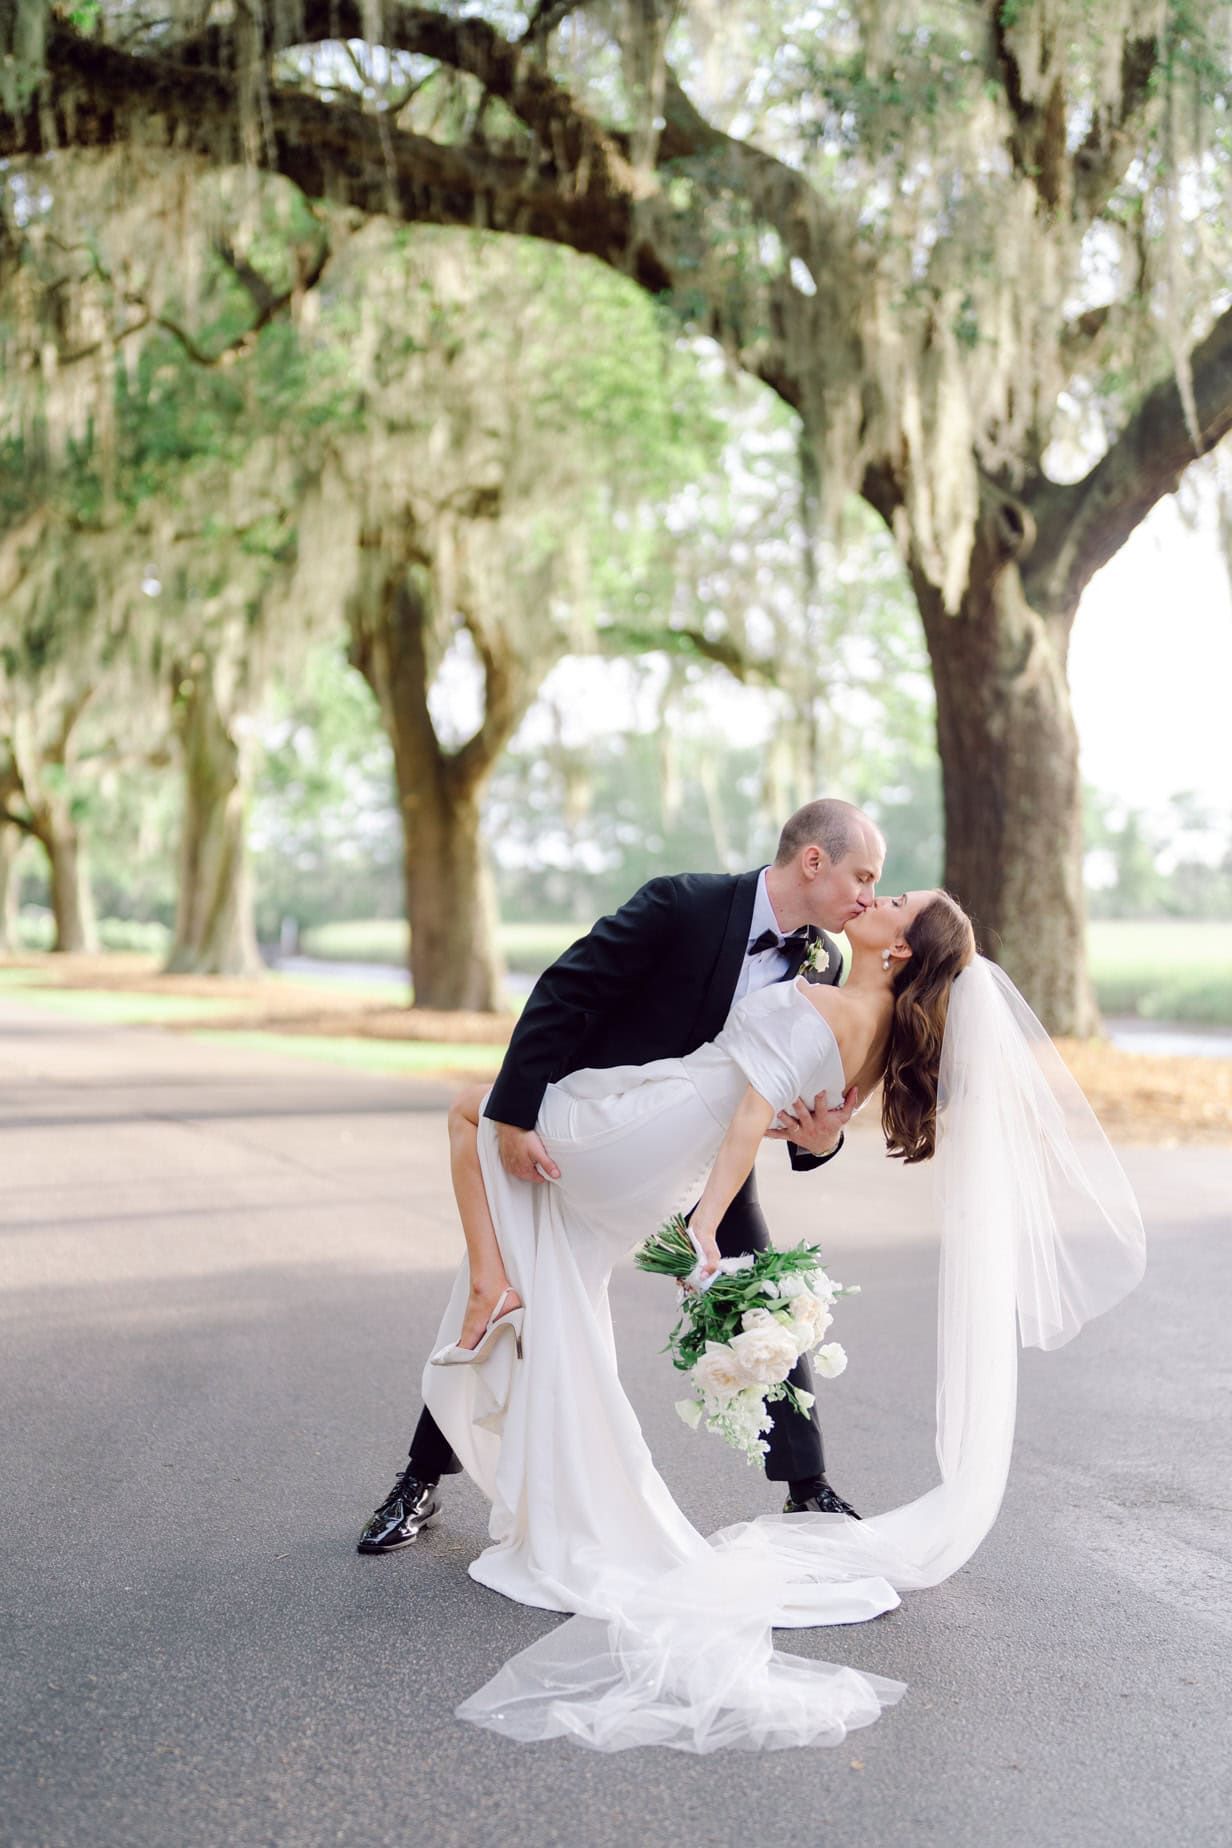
495 1123 560 1183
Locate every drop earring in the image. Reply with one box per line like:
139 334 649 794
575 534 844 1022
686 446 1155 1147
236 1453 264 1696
881 951 892 972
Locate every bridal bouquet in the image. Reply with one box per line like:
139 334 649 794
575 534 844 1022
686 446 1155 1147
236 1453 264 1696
634 1216 857 1464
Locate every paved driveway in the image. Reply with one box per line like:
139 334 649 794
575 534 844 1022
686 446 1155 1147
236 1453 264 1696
2 995 1229 1847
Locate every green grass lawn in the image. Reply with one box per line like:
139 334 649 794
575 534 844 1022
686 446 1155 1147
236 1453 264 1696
304 914 1230 1023
3 916 1227 1043
1087 919 1232 1024
301 917 581 972
0 982 236 1024
185 1031 505 1076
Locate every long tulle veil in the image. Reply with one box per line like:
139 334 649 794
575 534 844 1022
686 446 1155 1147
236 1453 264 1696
455 956 1147 1752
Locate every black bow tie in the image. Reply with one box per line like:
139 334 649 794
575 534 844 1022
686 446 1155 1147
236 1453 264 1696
747 926 810 959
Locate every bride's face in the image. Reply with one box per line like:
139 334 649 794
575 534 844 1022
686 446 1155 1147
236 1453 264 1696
845 890 934 954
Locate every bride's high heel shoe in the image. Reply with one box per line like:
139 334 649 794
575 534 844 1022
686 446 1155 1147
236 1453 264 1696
430 1288 525 1367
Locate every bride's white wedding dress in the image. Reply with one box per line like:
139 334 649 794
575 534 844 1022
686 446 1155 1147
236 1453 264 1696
421 965 1145 1753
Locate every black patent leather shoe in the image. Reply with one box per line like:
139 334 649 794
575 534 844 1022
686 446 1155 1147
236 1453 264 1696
782 1479 861 1519
356 1468 441 1553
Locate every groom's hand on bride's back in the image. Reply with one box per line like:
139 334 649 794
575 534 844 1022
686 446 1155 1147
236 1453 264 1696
764 1087 860 1157
495 1122 562 1183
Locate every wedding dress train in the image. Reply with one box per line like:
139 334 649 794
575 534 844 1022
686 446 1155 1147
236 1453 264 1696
421 965 1145 1753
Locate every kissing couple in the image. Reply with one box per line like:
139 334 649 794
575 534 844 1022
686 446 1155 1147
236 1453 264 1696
359 798 1144 1753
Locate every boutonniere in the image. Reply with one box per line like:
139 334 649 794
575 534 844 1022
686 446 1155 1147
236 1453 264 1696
801 935 828 979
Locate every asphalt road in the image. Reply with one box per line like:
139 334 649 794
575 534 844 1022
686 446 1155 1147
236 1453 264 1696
2 993 1230 1848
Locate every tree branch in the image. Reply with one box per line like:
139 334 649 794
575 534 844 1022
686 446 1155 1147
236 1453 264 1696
8 19 675 295
595 621 782 689
1027 302 1232 618
451 605 559 794
988 7 1158 226
53 230 330 370
0 802 39 839
1071 35 1159 222
518 3 585 48
177 2 646 207
988 2 1069 214
657 67 845 275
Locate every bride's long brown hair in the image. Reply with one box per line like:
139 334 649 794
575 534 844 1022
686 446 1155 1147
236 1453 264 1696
880 892 977 1163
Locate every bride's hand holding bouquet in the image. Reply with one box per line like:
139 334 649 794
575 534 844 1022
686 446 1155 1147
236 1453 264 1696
635 1215 858 1465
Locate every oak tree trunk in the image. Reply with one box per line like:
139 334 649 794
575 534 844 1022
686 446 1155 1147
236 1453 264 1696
165 669 262 977
396 758 506 1011
32 800 100 954
0 822 23 953
910 540 1098 1037
348 553 550 1013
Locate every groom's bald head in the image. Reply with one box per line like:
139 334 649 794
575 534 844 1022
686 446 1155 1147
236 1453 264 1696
774 799 884 872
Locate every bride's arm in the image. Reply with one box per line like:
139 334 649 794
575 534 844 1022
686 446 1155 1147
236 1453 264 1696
688 1084 776 1277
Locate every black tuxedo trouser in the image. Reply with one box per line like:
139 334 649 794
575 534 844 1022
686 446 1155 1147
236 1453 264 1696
405 1168 826 1486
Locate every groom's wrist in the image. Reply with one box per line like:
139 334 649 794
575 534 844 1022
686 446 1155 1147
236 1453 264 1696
789 1132 844 1170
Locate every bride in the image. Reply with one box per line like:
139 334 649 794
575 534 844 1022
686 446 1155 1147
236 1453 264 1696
419 890 1145 1753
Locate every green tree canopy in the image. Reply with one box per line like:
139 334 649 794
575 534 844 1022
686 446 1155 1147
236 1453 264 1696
5 1 1231 1024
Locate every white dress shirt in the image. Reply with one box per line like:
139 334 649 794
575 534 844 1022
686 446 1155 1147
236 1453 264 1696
728 867 797 1015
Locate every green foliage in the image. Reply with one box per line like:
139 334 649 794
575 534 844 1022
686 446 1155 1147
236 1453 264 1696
15 907 171 954
250 641 402 939
1085 789 1232 920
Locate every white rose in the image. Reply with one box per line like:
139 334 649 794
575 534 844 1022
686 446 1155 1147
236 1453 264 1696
693 1341 752 1402
741 1306 776 1331
813 1342 848 1379
729 1322 800 1386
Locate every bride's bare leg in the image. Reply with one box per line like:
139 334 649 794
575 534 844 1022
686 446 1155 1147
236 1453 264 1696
448 1084 524 1349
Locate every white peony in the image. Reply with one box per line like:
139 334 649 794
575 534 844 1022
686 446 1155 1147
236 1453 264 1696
729 1321 800 1386
791 1294 833 1346
809 1269 838 1304
693 1341 752 1402
740 1306 776 1331
813 1342 848 1379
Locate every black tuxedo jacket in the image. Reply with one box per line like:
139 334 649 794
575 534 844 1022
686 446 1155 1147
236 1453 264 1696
484 868 846 1173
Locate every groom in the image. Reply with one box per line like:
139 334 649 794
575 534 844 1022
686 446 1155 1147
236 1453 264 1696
358 797 885 1553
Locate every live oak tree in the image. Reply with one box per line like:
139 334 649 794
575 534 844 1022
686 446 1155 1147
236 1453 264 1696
0 819 22 952
0 159 335 973
0 509 133 953
0 135 722 1004
10 0 1231 1027
315 226 723 1008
